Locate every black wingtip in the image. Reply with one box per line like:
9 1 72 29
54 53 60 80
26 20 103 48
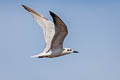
22 5 28 10
21 5 32 12
22 5 25 8
49 11 53 14
49 11 56 17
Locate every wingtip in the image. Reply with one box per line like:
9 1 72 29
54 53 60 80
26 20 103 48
22 5 26 8
49 11 56 17
49 11 52 13
22 4 27 9
22 4 24 7
22 5 31 12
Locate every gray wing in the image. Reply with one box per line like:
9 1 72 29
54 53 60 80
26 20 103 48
22 5 55 52
49 11 68 49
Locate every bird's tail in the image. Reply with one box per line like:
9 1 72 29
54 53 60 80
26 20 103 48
30 54 44 58
31 55 39 58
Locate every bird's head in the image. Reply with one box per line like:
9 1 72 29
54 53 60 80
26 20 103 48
63 48 79 54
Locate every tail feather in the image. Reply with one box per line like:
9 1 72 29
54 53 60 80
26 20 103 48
31 54 45 58
31 54 42 58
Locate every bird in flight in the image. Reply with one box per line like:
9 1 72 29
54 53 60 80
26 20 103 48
22 5 78 58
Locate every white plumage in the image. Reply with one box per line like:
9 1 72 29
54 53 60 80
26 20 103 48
22 5 78 58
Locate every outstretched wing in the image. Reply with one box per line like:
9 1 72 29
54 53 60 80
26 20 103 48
22 5 55 52
49 11 68 49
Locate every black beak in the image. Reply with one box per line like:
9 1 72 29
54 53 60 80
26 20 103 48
73 51 79 53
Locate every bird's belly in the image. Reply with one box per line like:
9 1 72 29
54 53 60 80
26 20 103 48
48 49 62 57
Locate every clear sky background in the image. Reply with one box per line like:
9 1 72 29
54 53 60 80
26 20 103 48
0 0 120 80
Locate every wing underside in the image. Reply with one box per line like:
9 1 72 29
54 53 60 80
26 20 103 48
22 5 55 52
22 5 68 53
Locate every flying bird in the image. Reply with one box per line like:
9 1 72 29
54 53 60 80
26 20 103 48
22 5 78 58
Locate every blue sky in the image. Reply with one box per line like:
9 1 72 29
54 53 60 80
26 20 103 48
0 0 120 80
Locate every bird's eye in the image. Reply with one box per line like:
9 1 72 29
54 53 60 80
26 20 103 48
67 49 72 51
67 49 69 51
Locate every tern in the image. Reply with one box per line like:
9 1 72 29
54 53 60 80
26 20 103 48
22 5 78 58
